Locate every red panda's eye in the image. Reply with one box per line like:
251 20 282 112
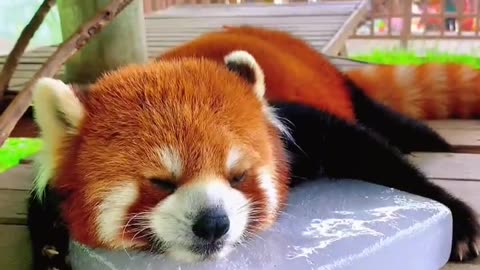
149 178 177 193
230 171 247 187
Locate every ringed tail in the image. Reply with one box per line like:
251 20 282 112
345 63 480 120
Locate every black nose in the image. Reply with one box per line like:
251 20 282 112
192 208 230 242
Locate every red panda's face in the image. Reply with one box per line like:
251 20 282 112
32 51 290 262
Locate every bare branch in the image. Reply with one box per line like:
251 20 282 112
0 0 135 146
0 0 57 97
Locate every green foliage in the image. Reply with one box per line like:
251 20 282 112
350 49 480 69
0 138 43 173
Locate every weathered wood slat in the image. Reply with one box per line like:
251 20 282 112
427 120 480 130
152 2 361 17
432 179 480 216
0 225 32 270
144 24 346 31
0 33 339 63
0 189 28 225
145 33 338 41
0 164 33 191
144 17 350 24
426 120 480 153
410 152 480 181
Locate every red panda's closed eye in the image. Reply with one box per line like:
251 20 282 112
229 170 248 187
149 177 177 194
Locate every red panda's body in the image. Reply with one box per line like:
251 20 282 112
159 26 356 122
160 25 480 121
27 26 479 269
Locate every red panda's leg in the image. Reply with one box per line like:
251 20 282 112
275 102 479 262
27 186 71 270
345 78 452 154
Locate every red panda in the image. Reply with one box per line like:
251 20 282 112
27 25 479 269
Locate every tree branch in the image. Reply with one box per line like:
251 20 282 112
0 0 57 98
0 0 135 146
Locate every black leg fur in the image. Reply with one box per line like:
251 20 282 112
274 102 479 262
345 78 452 154
27 187 71 270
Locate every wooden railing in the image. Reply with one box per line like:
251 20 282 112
352 0 480 47
142 0 281 14
143 0 222 13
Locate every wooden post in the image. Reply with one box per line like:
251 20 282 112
57 0 147 84
400 0 413 49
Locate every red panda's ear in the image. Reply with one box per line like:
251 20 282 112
224 50 265 100
32 77 86 139
32 78 86 199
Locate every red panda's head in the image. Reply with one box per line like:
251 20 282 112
32 51 290 262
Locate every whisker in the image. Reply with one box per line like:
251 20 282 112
121 212 146 259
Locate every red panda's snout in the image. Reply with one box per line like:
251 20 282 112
148 178 252 262
31 51 290 263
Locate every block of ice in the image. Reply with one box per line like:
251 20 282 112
70 179 452 270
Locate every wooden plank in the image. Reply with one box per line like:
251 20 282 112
427 120 480 130
153 6 359 17
426 120 480 154
0 189 29 225
0 225 32 270
432 179 480 217
3 44 358 91
443 261 480 270
0 164 34 191
151 2 362 16
145 32 338 40
0 33 338 63
146 24 349 31
144 16 350 24
328 56 371 71
409 153 480 181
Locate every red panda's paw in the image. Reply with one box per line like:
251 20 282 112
451 234 479 262
38 245 72 270
449 200 480 262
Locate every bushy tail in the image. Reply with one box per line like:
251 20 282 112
345 63 480 119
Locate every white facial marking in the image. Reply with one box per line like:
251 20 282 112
257 167 278 220
157 146 183 177
149 178 250 262
96 182 139 247
226 147 243 171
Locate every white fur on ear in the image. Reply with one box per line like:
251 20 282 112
32 77 85 200
224 50 266 99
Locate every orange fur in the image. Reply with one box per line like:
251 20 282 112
158 26 356 122
161 25 480 121
346 63 480 119
52 58 289 249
